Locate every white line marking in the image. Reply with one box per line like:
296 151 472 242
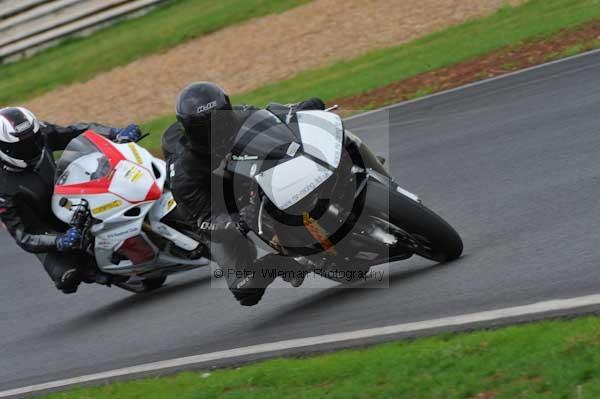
3 293 600 398
345 48 600 121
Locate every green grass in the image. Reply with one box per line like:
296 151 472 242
561 43 586 57
138 0 600 147
235 0 600 104
0 0 308 107
40 316 600 398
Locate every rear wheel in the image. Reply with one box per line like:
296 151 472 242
115 276 167 293
141 276 168 291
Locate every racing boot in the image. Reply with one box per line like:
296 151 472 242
56 268 81 294
229 266 275 306
42 254 82 294
282 268 307 288
278 256 308 288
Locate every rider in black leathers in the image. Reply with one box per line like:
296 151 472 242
0 107 140 294
162 82 325 306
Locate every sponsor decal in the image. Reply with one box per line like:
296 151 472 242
167 198 176 211
128 143 143 164
14 121 31 133
286 142 300 157
197 100 217 113
250 163 258 177
231 154 258 161
96 239 114 249
125 166 144 183
105 227 138 239
279 171 329 209
303 212 336 255
92 200 122 215
199 221 215 231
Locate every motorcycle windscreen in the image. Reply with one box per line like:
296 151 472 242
296 111 343 168
232 109 300 161
55 135 111 185
255 155 333 210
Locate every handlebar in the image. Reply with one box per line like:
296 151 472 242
58 198 89 230
136 133 151 143
71 202 89 230
59 198 93 252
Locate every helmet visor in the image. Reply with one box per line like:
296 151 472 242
0 133 43 167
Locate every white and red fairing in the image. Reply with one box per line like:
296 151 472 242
54 131 162 205
52 131 204 275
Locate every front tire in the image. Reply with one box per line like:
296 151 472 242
363 179 463 263
388 192 463 262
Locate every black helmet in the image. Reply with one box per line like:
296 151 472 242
175 82 232 151
0 107 43 169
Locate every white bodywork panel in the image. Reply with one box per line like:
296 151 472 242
109 161 156 203
254 110 343 210
148 191 200 251
296 110 343 168
255 155 333 210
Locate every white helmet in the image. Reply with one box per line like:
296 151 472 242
0 107 42 169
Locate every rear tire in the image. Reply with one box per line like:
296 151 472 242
115 276 167 293
141 276 167 292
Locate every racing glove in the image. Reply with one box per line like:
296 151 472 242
56 227 83 252
111 124 141 143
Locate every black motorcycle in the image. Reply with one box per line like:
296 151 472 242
224 107 463 283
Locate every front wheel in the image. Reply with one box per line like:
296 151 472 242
364 180 463 263
389 194 463 263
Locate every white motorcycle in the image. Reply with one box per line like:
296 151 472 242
52 132 210 293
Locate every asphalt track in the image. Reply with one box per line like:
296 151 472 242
3 50 600 393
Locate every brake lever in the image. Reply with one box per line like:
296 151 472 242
64 199 93 253
114 133 150 144
136 133 151 143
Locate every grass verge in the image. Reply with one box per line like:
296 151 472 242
137 0 600 150
0 0 308 106
336 19 600 111
236 0 600 105
40 315 600 398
